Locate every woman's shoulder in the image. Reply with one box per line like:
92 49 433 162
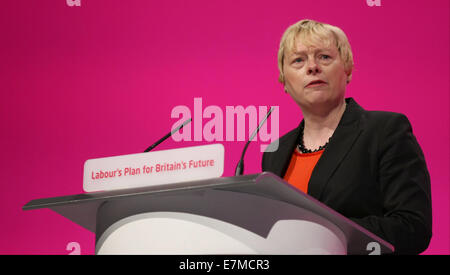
359 109 413 139
361 109 411 128
341 98 412 131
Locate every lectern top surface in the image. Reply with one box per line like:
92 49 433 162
23 172 394 254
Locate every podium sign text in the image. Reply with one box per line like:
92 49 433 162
83 144 224 192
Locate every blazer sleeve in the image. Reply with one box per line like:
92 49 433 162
349 114 432 254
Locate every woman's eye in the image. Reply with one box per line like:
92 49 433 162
293 58 303 63
320 55 331 60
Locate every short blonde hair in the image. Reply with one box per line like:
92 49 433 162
278 19 354 84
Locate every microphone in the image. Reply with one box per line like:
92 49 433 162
144 118 192 152
235 107 274 176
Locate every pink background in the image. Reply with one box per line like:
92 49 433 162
0 0 448 254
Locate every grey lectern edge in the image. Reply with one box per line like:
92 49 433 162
22 172 394 254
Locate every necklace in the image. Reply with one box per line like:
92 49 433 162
297 124 330 154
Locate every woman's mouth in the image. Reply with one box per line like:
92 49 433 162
306 80 327 87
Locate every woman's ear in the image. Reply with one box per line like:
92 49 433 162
346 67 353 84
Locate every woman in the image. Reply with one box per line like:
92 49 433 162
262 19 432 254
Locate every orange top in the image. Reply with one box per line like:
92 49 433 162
283 148 324 194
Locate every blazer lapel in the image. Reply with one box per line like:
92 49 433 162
307 98 364 201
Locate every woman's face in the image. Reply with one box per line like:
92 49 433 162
283 35 350 111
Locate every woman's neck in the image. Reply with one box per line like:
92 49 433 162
301 99 347 150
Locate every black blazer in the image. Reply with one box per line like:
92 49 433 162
262 98 432 254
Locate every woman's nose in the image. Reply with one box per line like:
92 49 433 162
307 59 320 74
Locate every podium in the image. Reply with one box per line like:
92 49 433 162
23 172 394 254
